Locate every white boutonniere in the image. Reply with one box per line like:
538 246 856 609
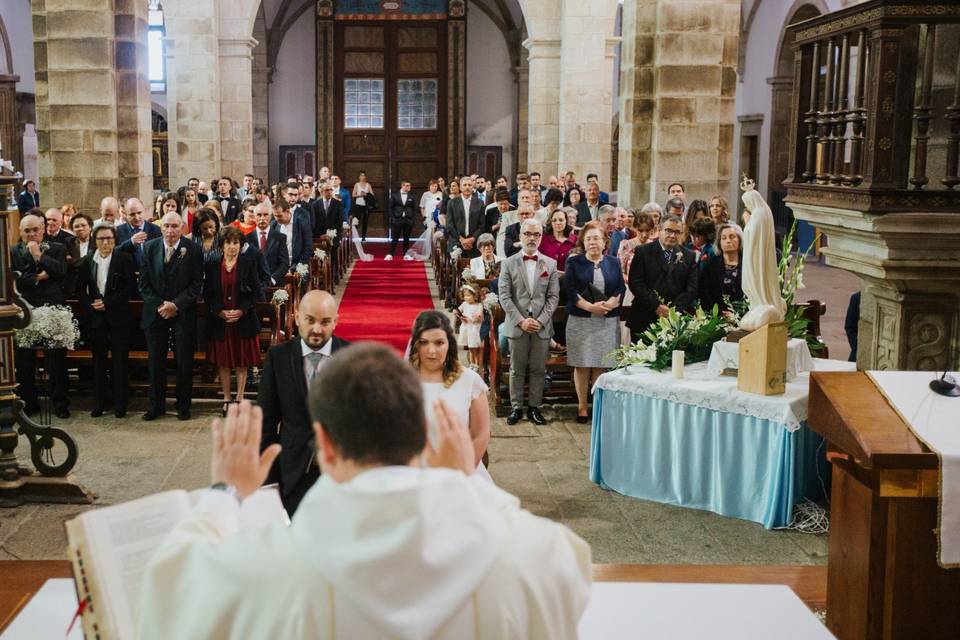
39 241 50 253
179 247 187 259
674 252 683 265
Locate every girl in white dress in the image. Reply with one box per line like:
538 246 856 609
409 310 493 482
456 284 483 370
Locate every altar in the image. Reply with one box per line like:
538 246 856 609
589 358 855 528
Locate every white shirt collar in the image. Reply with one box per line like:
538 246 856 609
301 337 333 358
92 250 111 266
165 239 179 251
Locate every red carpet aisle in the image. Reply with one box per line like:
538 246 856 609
335 243 435 352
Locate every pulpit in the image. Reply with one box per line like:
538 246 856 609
808 372 960 639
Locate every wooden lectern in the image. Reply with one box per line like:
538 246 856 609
808 372 960 639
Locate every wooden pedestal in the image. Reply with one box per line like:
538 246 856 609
737 322 787 395
808 372 960 639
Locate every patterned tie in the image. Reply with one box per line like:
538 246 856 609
307 352 323 384
663 249 672 263
260 231 267 251
165 245 174 264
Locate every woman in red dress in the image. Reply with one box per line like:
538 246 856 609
204 226 263 414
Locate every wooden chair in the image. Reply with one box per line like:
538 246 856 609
797 298 829 358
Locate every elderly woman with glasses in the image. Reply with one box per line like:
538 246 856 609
77 223 138 418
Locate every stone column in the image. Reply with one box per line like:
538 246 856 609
32 0 120 213
114 0 153 203
514 56 528 173
557 0 619 184
251 16 270 182
617 0 739 207
788 205 960 371
523 37 561 175
217 37 256 181
163 0 221 189
0 74 22 174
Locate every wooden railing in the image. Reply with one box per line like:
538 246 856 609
784 1 960 213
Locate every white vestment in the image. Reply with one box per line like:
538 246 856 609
137 466 591 639
738 189 787 331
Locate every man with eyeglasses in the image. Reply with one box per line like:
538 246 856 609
77 224 137 418
626 214 699 339
12 213 71 418
498 217 559 427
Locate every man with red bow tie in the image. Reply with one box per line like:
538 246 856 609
497 218 559 427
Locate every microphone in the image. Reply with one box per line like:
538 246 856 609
929 371 960 397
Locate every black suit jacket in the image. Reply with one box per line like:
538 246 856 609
504 221 523 258
627 241 699 332
17 190 40 214
574 202 594 227
446 196 484 253
137 237 205 329
77 250 136 329
389 192 417 225
12 241 68 307
259 336 350 498
246 228 290 286
202 254 262 341
310 198 343 239
215 196 242 224
270 217 312 267
116 221 162 247
48 232 81 297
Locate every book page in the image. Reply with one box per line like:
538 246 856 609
81 490 191 639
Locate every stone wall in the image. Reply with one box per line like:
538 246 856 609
617 0 739 207
251 9 269 183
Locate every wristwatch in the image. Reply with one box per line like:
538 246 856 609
209 482 240 502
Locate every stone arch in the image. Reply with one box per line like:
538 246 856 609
0 13 13 76
766 2 826 199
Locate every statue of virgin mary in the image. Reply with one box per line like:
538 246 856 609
738 177 787 331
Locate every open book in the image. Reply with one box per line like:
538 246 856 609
64 486 287 640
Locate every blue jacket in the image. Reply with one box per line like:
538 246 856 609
338 187 352 221
564 253 625 318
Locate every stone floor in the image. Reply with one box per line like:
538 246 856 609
0 256 859 566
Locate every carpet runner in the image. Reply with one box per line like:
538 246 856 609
335 243 435 352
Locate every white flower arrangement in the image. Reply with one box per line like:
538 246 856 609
461 267 474 282
295 263 309 278
482 292 499 312
314 248 327 260
433 230 445 242
270 289 289 305
450 247 462 260
325 229 337 240
15 305 80 350
342 221 350 230
0 159 14 173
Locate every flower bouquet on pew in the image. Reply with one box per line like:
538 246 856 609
611 305 731 372
15 304 80 350
270 289 289 307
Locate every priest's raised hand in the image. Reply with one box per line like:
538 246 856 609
210 401 282 500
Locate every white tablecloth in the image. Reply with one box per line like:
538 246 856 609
707 338 815 381
868 371 960 568
594 358 856 431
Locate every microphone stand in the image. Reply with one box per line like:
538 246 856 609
929 371 960 397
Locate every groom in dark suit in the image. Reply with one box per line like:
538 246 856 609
386 179 417 260
627 214 699 338
259 289 350 515
138 212 204 421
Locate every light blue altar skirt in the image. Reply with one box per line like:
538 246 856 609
588 387 828 529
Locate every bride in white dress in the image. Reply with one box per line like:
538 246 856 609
408 310 493 482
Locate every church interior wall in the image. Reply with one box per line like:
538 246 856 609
267 7 315 182
734 0 842 199
466 4 517 179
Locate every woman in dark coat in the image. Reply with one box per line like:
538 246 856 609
699 223 744 314
204 225 263 414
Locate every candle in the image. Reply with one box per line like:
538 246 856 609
672 350 685 379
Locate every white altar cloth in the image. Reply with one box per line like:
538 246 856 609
867 371 960 568
594 358 855 431
707 337 815 381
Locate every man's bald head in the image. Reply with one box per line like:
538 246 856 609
100 197 119 223
297 290 339 350
126 198 146 227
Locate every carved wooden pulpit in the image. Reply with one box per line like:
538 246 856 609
808 372 960 639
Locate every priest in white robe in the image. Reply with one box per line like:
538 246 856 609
137 342 592 639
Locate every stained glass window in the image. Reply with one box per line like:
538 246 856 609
344 78 385 129
397 79 437 130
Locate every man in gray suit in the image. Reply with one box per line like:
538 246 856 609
497 218 559 426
